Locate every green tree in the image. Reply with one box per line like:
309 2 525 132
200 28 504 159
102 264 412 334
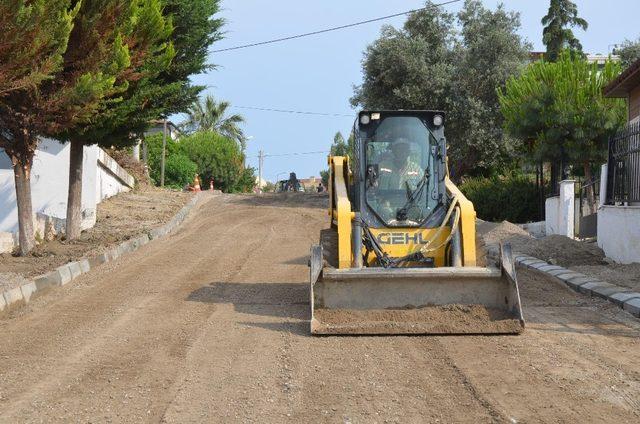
82 0 224 142
57 0 174 240
0 1 138 255
183 95 247 149
614 38 640 68
0 1 74 95
179 131 253 193
541 0 588 62
144 133 196 188
320 170 329 187
351 0 530 179
59 0 223 240
330 132 350 157
0 0 78 254
499 53 626 210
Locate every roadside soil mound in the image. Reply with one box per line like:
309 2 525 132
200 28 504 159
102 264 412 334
479 220 605 267
0 188 190 280
478 219 640 292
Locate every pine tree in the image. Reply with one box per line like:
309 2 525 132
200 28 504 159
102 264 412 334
541 0 588 62
56 0 174 240
0 0 168 253
59 0 223 239
0 0 75 95
0 0 79 255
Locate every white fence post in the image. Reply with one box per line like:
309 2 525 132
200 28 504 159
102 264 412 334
599 163 608 207
559 180 575 238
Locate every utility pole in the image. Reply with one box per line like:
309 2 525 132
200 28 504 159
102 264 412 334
160 119 167 187
258 150 264 194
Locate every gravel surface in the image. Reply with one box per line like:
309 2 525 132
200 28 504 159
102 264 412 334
0 187 191 279
1 193 639 422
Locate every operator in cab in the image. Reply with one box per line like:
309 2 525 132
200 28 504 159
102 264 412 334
378 137 423 190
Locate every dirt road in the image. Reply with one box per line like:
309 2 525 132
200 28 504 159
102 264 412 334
1 193 639 423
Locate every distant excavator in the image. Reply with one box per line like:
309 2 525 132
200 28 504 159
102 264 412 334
309 110 524 335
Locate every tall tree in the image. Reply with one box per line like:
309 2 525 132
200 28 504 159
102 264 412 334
0 0 129 255
614 38 640 68
183 95 247 149
0 1 75 96
82 0 224 142
352 0 530 178
60 0 223 240
499 52 625 210
541 0 588 62
56 0 174 240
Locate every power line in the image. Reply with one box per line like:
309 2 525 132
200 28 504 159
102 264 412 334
233 105 353 117
246 150 330 158
212 0 464 53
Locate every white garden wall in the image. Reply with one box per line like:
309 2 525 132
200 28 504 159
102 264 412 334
545 180 575 238
598 205 640 264
0 140 134 253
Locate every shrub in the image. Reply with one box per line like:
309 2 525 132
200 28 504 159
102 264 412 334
145 130 255 193
163 153 198 189
460 174 540 223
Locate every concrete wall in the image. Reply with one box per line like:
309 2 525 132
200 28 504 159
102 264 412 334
518 221 546 238
545 180 575 238
0 139 98 233
96 148 135 203
598 205 640 264
0 140 133 253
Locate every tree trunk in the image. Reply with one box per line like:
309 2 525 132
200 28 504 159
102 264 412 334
583 161 597 215
12 155 35 256
66 139 84 240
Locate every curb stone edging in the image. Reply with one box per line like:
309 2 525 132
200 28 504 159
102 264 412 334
485 244 640 318
0 192 204 315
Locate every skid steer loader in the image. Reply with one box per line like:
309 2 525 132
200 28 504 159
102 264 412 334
309 110 524 335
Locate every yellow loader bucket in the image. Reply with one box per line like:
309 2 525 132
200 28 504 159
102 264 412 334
309 244 524 335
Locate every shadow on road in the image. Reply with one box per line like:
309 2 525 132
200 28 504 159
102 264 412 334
187 282 310 333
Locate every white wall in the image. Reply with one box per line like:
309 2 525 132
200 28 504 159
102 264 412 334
0 140 133 253
598 205 640 264
0 139 98 233
96 149 134 203
544 180 575 238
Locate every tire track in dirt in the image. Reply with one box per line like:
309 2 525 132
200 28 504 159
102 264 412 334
0 197 280 422
2 193 640 423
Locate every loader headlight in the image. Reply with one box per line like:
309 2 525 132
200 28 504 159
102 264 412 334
360 114 370 125
433 115 443 127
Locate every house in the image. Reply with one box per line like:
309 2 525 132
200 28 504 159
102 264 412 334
598 57 640 263
528 52 619 66
604 58 640 123
299 176 322 190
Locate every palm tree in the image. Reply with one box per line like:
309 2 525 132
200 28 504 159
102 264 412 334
184 95 247 149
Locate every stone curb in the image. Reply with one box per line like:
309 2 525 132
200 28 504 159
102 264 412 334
510 250 640 318
0 192 204 315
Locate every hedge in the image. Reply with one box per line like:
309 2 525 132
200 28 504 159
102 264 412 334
459 174 540 223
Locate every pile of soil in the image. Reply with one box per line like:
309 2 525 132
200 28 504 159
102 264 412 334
313 305 523 335
0 188 191 280
478 220 605 267
477 219 640 292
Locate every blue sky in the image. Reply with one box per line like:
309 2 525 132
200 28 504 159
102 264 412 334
187 0 640 182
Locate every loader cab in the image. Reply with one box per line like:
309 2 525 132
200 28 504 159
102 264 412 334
354 111 448 229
